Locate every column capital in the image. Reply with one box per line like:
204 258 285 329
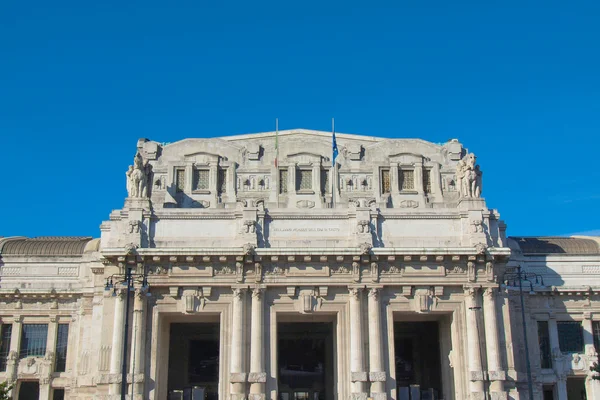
232 287 247 299
251 287 264 299
367 287 381 300
463 285 480 299
483 287 498 299
348 286 364 299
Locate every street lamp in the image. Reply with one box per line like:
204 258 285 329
503 265 545 400
104 259 150 400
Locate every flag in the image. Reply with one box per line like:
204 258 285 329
332 123 338 167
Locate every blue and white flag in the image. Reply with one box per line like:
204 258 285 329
332 127 338 167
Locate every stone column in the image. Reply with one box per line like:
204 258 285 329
129 290 146 399
6 316 23 398
349 287 367 397
230 288 247 400
249 287 265 400
582 316 600 399
109 290 126 395
367 288 385 399
547 317 567 399
483 288 506 399
38 316 59 400
464 287 485 399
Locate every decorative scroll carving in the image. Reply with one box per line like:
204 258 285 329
126 152 151 198
128 220 142 234
357 220 370 234
241 220 256 234
348 287 362 300
331 265 350 274
456 153 482 198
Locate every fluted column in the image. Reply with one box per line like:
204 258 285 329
465 287 485 398
230 287 247 400
349 287 367 395
129 290 146 398
483 287 506 396
367 288 385 398
109 290 126 395
249 287 265 400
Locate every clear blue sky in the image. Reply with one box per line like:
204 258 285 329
1 1 599 238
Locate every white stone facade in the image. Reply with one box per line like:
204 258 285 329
0 129 597 400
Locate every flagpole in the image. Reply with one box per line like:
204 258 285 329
276 118 279 209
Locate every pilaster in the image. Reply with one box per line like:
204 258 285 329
249 287 266 400
230 287 247 399
464 287 485 396
349 286 367 397
483 287 506 398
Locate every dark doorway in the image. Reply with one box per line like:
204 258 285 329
18 381 39 400
278 322 334 400
566 378 586 400
394 321 442 398
168 322 220 400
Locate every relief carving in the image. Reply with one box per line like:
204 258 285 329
356 220 370 234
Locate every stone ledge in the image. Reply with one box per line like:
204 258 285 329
229 395 247 400
488 370 506 381
230 372 247 383
247 372 266 383
491 392 508 400
369 371 386 382
349 393 368 400
351 371 368 382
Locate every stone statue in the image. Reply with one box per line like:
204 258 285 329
456 153 482 198
126 152 151 198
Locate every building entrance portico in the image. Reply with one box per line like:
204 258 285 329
277 321 335 400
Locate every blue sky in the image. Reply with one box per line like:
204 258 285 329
1 1 599 238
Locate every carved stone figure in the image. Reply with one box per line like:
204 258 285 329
126 152 151 198
456 153 482 198
359 242 372 255
242 243 256 255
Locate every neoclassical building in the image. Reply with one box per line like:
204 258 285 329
0 129 599 400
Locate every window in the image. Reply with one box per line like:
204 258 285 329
297 170 312 191
538 321 552 368
557 321 584 353
20 324 48 358
279 169 288 194
321 169 330 194
594 321 600 354
0 324 12 371
55 324 69 372
53 388 65 400
175 169 185 193
217 168 226 194
423 168 432 195
399 169 414 191
193 169 210 191
381 169 390 194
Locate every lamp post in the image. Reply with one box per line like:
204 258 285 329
105 260 149 400
503 265 544 400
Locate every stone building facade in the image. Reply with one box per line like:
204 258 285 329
0 129 598 400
